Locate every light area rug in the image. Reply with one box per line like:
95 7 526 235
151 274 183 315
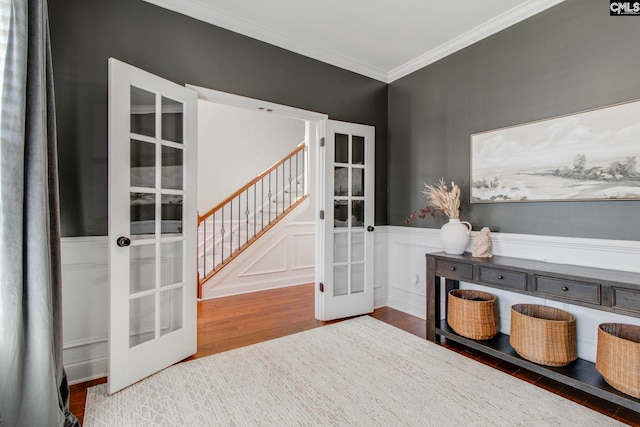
84 316 624 426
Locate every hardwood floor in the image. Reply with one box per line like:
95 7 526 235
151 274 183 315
69 283 639 426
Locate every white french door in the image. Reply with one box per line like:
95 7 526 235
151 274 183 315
108 58 197 394
316 120 375 320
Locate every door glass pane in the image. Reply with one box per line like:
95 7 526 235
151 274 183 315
129 294 155 348
130 86 156 137
131 193 155 238
352 201 364 228
131 139 155 188
130 244 156 294
351 263 365 293
161 96 183 143
334 200 348 228
352 168 364 197
161 241 183 287
334 232 348 263
160 287 183 337
352 135 364 165
335 133 349 163
162 146 183 190
352 232 364 262
161 194 182 235
334 167 348 196
334 264 348 296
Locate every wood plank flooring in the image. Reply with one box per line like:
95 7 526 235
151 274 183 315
69 283 639 426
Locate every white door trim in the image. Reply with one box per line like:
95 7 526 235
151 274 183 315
186 84 328 313
185 85 328 122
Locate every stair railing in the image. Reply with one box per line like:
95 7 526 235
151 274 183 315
197 142 308 292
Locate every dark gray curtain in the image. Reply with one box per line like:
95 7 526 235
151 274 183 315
0 0 78 425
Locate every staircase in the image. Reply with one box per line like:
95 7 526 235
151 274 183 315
197 142 308 297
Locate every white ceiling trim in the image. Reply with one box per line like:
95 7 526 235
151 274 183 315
388 0 567 82
145 0 390 81
145 0 566 84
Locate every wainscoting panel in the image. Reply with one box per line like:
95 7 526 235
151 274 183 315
61 236 110 384
378 226 640 363
239 236 288 277
291 231 315 271
200 221 316 299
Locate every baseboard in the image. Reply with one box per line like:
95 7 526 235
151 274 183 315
201 273 315 299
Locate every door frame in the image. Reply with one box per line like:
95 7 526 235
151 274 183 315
186 85 327 317
185 85 376 321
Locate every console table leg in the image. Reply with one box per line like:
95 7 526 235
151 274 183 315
426 255 438 341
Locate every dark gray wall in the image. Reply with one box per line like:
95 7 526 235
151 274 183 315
388 0 640 240
50 0 388 236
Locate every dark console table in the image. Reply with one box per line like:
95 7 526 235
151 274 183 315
426 251 640 412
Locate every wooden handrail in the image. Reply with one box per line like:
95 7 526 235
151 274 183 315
198 141 306 223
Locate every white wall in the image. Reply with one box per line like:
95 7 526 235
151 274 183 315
377 226 640 363
197 101 305 213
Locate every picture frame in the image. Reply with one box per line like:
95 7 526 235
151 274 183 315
470 99 640 203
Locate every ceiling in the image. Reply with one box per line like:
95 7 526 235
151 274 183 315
143 0 565 83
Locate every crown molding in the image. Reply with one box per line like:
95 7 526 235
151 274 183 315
145 0 566 84
143 0 389 82
387 0 567 82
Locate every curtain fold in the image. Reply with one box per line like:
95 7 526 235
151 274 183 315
0 0 78 425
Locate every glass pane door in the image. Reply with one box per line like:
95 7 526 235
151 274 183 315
333 132 367 296
320 120 374 321
109 58 197 394
129 85 185 348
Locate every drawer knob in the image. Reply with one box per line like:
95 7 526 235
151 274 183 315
561 286 569 291
450 267 456 271
497 275 504 280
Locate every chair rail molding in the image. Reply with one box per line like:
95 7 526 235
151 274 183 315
378 226 640 318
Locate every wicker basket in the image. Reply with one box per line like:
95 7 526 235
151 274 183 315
447 289 498 340
596 323 640 399
509 304 577 367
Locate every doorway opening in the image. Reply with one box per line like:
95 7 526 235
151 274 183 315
189 85 326 304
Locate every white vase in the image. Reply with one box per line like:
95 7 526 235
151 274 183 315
440 218 472 255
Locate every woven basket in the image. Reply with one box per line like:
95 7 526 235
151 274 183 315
509 304 577 367
596 323 640 399
447 289 498 340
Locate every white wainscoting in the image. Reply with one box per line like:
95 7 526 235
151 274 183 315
64 226 640 383
61 236 110 384
200 221 316 299
376 226 640 363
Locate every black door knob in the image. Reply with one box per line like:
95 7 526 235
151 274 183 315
367 226 375 232
116 236 131 247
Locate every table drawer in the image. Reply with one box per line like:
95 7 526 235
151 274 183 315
612 287 640 315
478 267 527 291
534 276 601 305
435 259 473 281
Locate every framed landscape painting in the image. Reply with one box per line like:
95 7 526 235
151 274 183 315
471 99 640 203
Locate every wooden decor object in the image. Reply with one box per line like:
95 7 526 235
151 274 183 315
447 289 498 340
596 323 640 399
510 304 577 367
